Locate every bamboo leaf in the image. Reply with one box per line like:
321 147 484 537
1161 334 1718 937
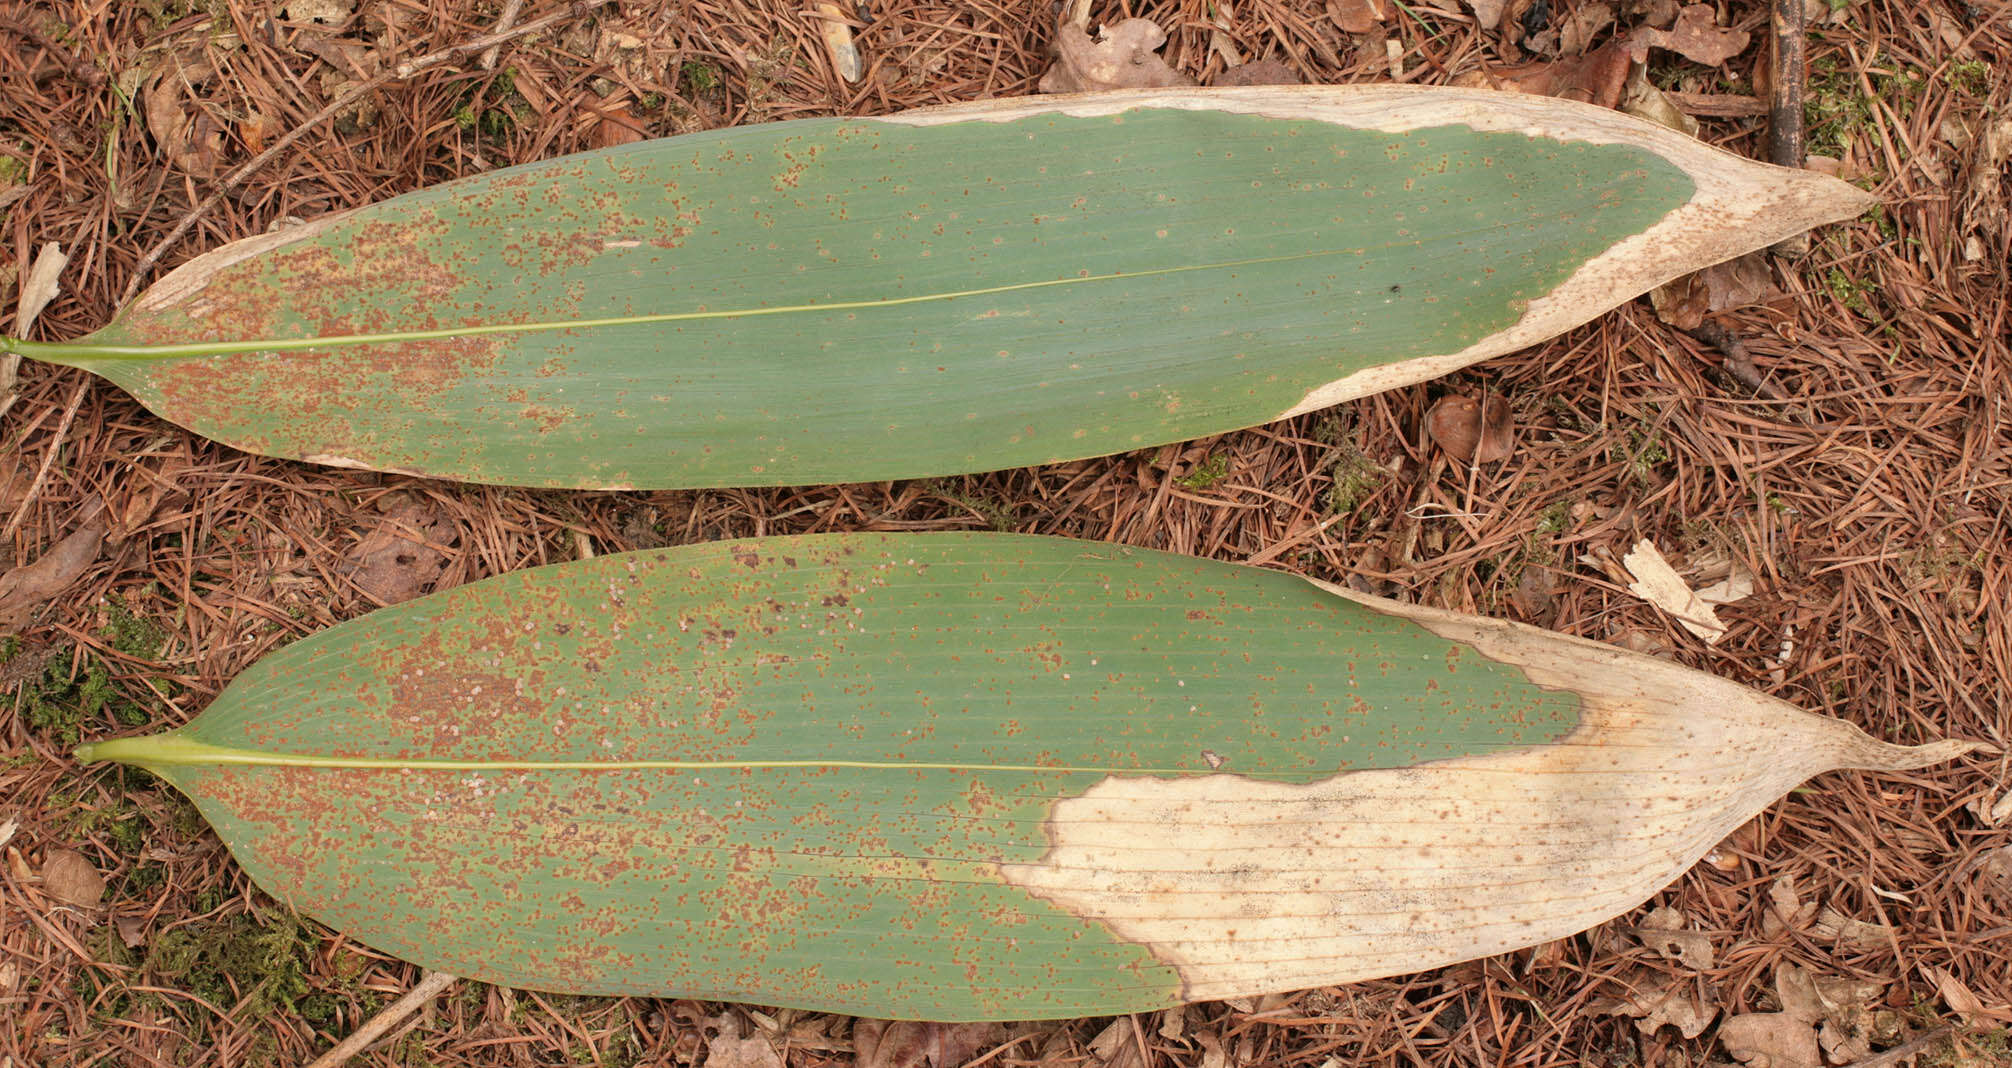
9 87 1870 489
76 533 1967 1020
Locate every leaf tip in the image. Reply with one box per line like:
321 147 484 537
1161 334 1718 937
1830 732 1980 774
1797 167 1881 228
1833 179 1882 222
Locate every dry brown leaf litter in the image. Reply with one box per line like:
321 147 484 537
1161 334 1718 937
1038 17 1196 93
707 1028 788 1068
0 506 107 630
1455 38 1634 107
1328 0 1388 36
1625 2 1752 66
342 491 463 607
1651 251 1784 332
37 845 104 909
852 1020 1005 1068
1596 971 1720 1040
1629 904 1716 971
1 1 2008 1066
1425 392 1516 464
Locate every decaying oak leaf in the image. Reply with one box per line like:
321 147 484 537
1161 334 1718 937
1039 19 1194 92
1719 1011 1822 1068
854 1020 1004 1068
72 534 1973 1020
1494 0 1554 53
1510 563 1556 623
1620 61 1700 137
1774 962 1828 1021
1650 251 1780 331
706 1029 784 1068
1966 788 2011 827
1625 3 1750 66
5 87 1875 490
1426 393 1514 463
1453 40 1632 109
342 493 458 606
589 101 648 149
40 847 105 908
0 509 109 631
1557 2 1615 55
133 45 233 179
1594 970 1718 1038
1329 0 1389 34
1464 0 1509 31
1809 906 1892 950
299 32 387 131
1781 968 1890 1065
1626 0 1680 28
1087 1017 1149 1068
238 109 280 154
1520 0 1615 56
1631 905 1714 969
1763 873 1817 935
1720 962 1892 1068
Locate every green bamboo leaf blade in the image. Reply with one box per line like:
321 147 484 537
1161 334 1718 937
77 533 1968 1020
131 538 1579 770
13 87 1874 489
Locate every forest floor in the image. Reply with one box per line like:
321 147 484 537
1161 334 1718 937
0 0 2007 1065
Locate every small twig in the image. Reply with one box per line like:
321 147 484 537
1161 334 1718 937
1664 91 1770 118
477 0 528 70
1841 1025 1956 1068
117 0 614 307
304 969 460 1068
1686 322 1784 400
1686 320 1822 426
1766 0 1808 257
